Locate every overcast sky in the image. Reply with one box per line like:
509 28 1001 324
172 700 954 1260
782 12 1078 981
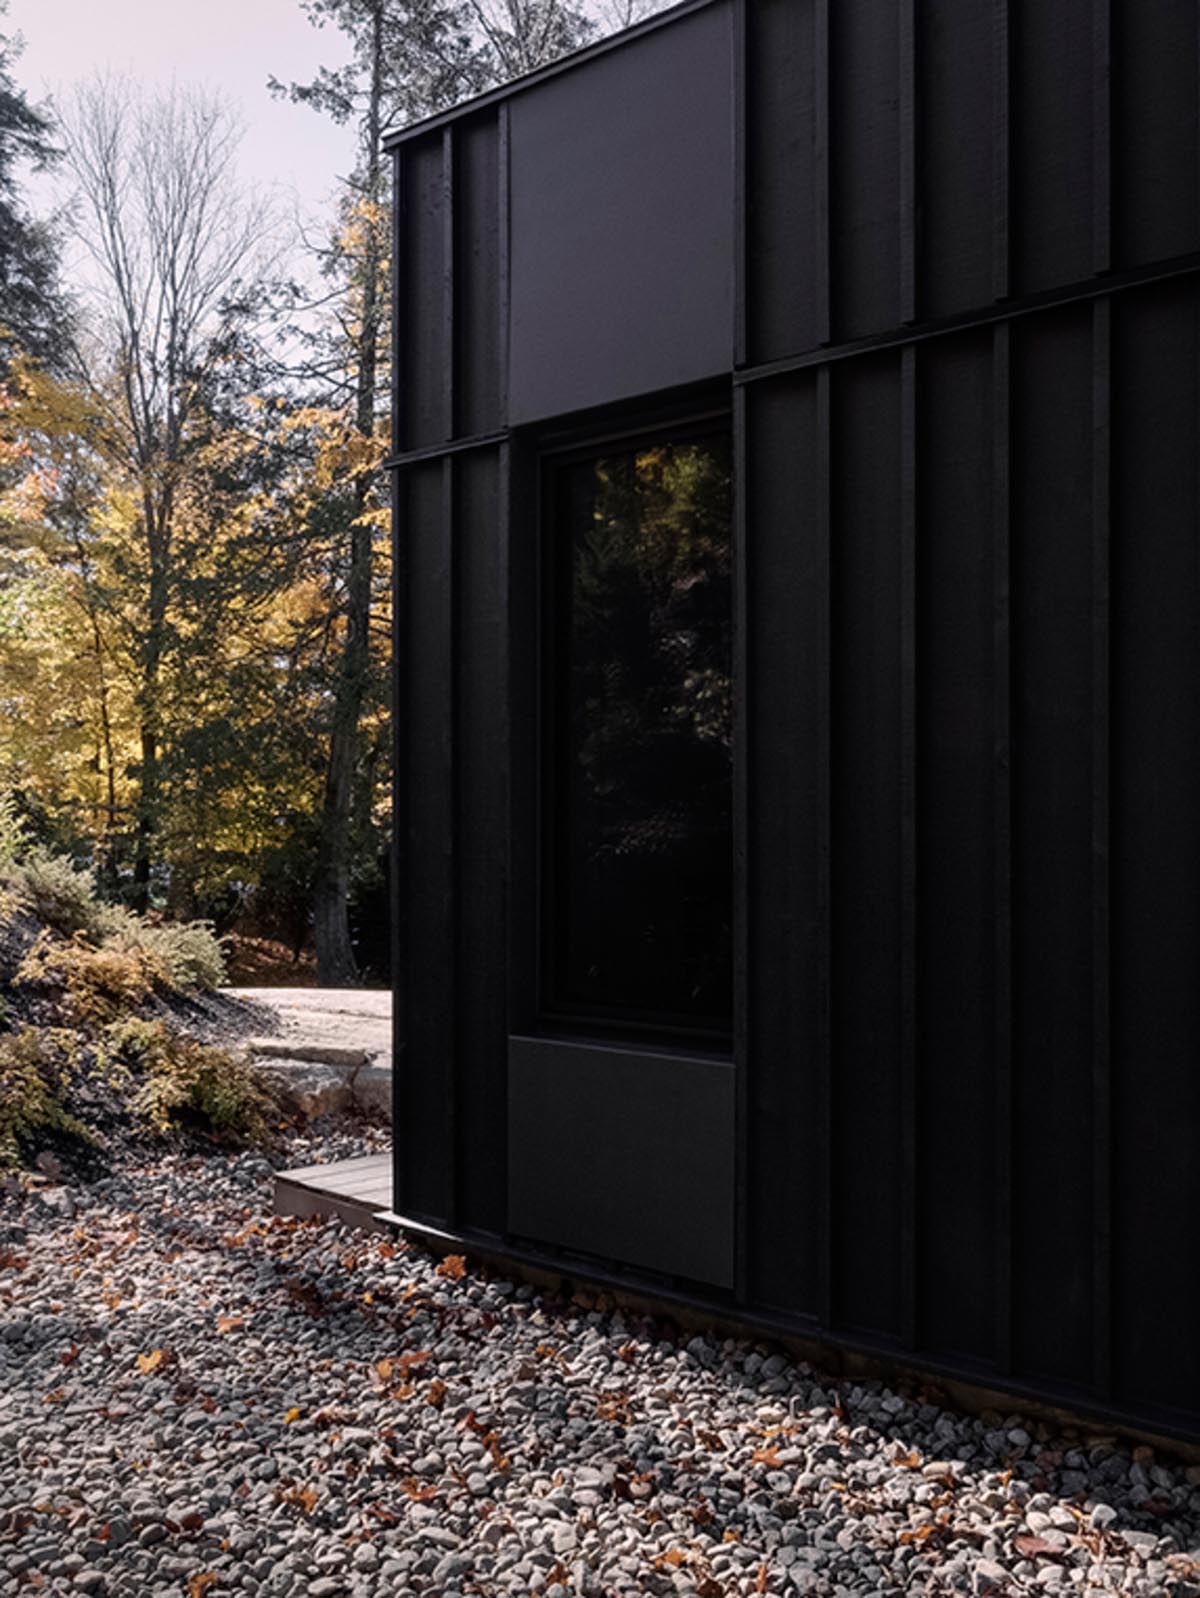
7 0 357 229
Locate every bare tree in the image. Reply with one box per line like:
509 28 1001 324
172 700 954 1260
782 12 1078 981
60 79 279 905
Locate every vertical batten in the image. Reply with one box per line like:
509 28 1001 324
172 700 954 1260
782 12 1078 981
497 104 510 425
992 0 1010 301
815 361 834 1329
443 451 459 1225
732 0 748 368
442 126 456 440
732 380 750 1303
814 0 832 344
1092 0 1111 276
899 343 918 1348
1091 295 1112 1395
992 321 1013 1374
899 0 917 324
390 149 408 1178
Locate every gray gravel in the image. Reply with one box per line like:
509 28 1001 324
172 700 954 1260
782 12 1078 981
1 1141 1199 1598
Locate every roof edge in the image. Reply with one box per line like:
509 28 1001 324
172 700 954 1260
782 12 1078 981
382 0 723 150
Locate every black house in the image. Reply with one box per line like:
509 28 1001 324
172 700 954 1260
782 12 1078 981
388 0 1200 1441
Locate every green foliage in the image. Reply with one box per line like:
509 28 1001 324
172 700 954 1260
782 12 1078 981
0 1026 86 1167
3 848 100 936
0 2 65 370
94 907 227 992
109 1018 276 1143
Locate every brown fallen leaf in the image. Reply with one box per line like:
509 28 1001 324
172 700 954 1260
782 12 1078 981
436 1253 466 1281
60 1346 79 1367
399 1477 438 1502
755 1563 770 1593
136 1349 166 1375
216 1315 244 1335
283 1407 302 1425
696 1578 725 1598
186 1576 218 1598
425 1378 448 1408
750 1447 780 1466
1014 1533 1062 1560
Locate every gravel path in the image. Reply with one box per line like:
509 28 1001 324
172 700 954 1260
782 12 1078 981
2 1145 1199 1598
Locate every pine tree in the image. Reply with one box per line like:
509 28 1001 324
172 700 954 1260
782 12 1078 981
0 1 63 370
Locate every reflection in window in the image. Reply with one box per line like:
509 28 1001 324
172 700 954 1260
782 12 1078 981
547 431 733 1033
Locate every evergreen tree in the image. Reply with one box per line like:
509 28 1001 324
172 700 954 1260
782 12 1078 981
0 1 63 370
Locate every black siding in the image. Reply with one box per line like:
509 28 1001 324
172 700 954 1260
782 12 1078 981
391 0 1200 1438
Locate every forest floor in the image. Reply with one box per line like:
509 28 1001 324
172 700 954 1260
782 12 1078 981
2 1133 1200 1598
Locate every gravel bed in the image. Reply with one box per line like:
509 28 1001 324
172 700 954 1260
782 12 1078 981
1 1142 1198 1598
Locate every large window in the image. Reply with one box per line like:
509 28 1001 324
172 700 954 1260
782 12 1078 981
543 426 733 1038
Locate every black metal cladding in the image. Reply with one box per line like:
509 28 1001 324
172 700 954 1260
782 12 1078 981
390 0 1200 1438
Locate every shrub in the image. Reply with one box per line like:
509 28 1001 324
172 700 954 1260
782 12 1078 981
0 1027 87 1167
97 910 227 992
2 849 101 938
108 1018 276 1143
16 931 162 1024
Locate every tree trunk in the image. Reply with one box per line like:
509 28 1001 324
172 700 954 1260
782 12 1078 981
132 522 168 911
312 0 386 988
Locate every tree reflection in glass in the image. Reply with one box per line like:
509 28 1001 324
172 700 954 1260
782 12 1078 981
548 431 732 1033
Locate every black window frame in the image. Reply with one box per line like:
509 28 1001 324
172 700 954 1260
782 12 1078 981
535 408 735 1051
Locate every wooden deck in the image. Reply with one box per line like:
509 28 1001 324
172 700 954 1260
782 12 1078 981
275 1152 394 1234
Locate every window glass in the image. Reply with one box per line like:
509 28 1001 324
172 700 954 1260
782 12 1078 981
547 430 733 1033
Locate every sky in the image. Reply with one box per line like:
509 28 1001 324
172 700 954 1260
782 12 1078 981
7 0 358 231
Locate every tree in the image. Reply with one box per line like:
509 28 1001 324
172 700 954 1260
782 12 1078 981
0 1 63 370
57 79 280 906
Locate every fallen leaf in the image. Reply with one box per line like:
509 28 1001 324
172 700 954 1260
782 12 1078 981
696 1579 725 1598
723 1528 741 1543
186 1576 217 1598
1014 1534 1062 1560
42 1389 65 1405
894 1450 921 1469
400 1477 438 1502
216 1315 244 1335
751 1447 780 1467
426 1378 447 1408
283 1485 318 1516
755 1563 770 1593
660 1549 688 1568
136 1350 166 1375
283 1407 302 1425
436 1253 466 1281
60 1346 79 1367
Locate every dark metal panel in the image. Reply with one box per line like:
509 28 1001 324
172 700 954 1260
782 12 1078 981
398 458 456 1223
915 329 998 1365
443 127 455 438
829 0 900 340
992 321 1013 1376
507 1 733 423
455 115 501 440
917 0 997 318
1009 304 1095 1385
1090 295 1112 1397
1111 280 1200 1416
508 1037 735 1288
1011 0 1094 293
829 353 903 1338
744 0 819 363
454 446 508 1234
743 372 824 1317
1113 0 1200 269
898 344 917 1349
732 381 749 1301
402 135 449 449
